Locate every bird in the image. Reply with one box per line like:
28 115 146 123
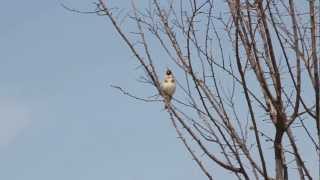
161 69 176 108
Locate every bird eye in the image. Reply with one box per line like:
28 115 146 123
166 70 172 75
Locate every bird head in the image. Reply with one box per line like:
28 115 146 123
166 69 172 76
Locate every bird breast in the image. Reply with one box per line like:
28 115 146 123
162 78 176 95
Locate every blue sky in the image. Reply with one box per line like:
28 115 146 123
1 0 318 179
0 0 207 179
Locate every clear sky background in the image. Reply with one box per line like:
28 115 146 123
0 0 317 180
0 0 207 179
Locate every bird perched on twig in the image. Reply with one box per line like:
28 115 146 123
161 69 176 108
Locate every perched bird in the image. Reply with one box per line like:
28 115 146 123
161 69 176 108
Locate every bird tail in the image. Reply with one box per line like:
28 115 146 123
164 95 172 109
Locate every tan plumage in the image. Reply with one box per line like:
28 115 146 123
161 69 176 108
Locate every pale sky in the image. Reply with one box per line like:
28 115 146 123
0 0 317 179
0 0 207 179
